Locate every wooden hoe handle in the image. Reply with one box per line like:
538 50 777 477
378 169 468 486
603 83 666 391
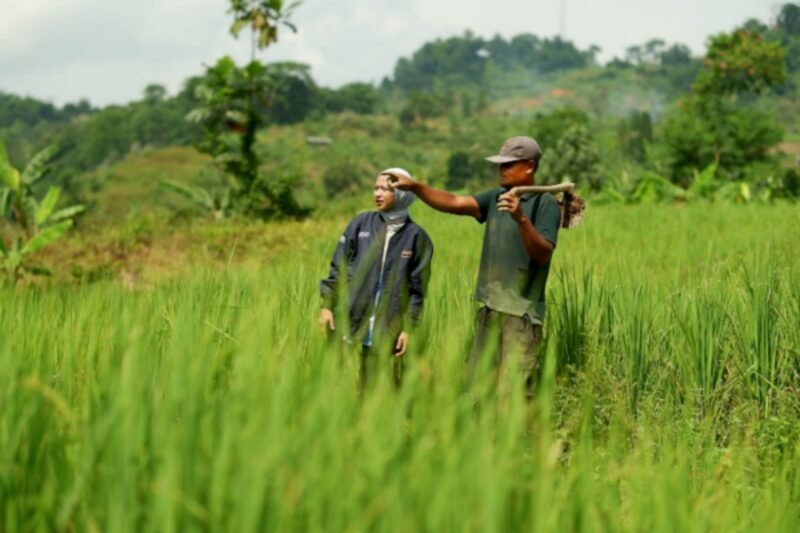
508 182 576 197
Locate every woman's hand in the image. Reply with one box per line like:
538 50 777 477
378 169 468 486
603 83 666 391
319 308 335 333
394 332 410 357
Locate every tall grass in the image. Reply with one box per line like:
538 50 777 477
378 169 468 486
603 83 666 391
674 292 730 417
1 204 799 531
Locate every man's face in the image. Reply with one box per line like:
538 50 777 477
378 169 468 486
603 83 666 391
374 175 396 212
498 159 535 188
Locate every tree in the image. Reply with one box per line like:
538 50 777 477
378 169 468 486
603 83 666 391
741 18 769 35
143 84 168 104
446 152 472 189
776 3 800 35
618 111 653 163
659 44 693 66
184 58 309 218
661 101 781 186
322 83 382 115
510 34 541 66
391 33 489 93
265 62 316 124
228 0 300 60
388 32 597 94
660 29 786 184
534 37 595 72
539 124 601 190
625 45 644 66
643 39 666 64
445 151 494 189
322 157 370 198
774 3 800 72
398 92 450 127
606 57 633 70
694 29 786 96
531 107 589 147
172 0 308 220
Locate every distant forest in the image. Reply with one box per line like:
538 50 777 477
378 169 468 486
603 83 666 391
1 3 798 199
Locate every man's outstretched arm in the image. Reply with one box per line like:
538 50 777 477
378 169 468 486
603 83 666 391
386 173 481 219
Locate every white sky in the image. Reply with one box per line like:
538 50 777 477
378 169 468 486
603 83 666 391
0 0 785 107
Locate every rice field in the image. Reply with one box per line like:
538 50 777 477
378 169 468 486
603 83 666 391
2 203 800 532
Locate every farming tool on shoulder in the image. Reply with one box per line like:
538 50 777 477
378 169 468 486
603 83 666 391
508 182 585 229
383 173 586 229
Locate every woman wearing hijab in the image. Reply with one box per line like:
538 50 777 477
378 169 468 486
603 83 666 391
319 168 434 386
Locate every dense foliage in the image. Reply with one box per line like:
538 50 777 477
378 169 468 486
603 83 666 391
0 3 798 214
388 31 599 94
661 29 786 185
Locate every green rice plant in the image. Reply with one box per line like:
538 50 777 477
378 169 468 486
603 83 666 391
778 271 800 391
735 263 784 417
597 282 618 346
673 291 732 416
1 204 800 531
551 269 595 372
617 288 655 414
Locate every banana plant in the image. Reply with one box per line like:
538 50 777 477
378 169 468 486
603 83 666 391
686 163 719 201
160 179 231 220
630 172 687 203
0 142 84 283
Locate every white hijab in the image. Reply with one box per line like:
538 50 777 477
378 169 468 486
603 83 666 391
380 167 416 222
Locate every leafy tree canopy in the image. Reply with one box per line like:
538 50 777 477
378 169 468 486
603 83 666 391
695 29 786 96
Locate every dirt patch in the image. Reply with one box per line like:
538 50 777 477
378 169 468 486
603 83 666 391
21 217 315 288
520 96 546 108
518 87 574 109
777 142 800 155
549 87 572 98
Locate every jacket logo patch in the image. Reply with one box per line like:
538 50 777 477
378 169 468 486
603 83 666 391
401 249 413 258
358 231 370 239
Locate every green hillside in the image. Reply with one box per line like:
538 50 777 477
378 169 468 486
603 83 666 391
1 2 799 284
2 4 798 224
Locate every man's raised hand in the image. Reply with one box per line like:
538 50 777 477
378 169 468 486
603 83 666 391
382 171 414 191
497 192 525 222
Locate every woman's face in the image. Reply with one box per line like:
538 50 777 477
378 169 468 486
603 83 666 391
374 175 396 212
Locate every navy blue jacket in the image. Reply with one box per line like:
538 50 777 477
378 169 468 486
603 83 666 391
320 212 433 344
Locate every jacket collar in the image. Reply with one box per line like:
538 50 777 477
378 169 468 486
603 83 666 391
377 211 411 225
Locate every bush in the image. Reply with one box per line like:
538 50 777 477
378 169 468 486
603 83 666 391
398 92 451 127
446 151 495 190
531 107 590 147
659 98 783 186
617 111 653 163
254 170 313 219
539 124 602 190
320 83 383 115
784 167 800 197
322 158 371 198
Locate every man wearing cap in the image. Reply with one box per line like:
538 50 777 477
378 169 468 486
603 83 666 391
387 136 561 395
